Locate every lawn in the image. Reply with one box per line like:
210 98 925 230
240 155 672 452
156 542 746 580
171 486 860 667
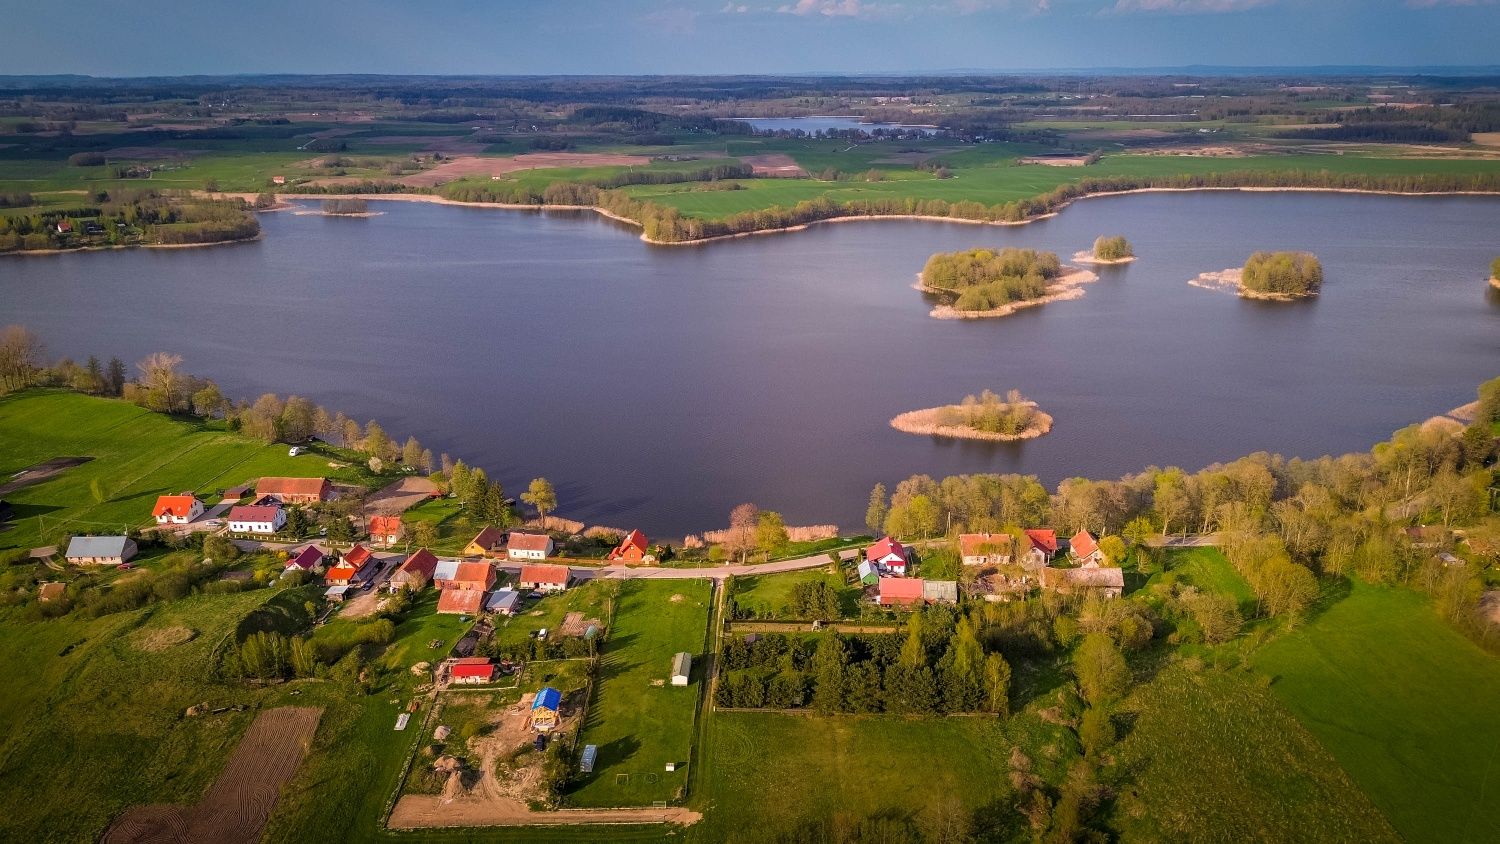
567 579 712 807
1110 661 1399 842
491 578 614 649
729 567 858 619
690 712 1013 842
1150 547 1258 612
1252 583 1500 843
0 389 385 552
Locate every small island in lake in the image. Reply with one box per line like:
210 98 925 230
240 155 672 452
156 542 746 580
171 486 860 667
311 198 382 217
890 389 1053 441
1190 250 1322 301
918 247 1097 319
1073 234 1136 265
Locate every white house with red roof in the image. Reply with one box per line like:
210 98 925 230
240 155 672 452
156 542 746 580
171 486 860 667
449 657 496 684
284 545 325 573
866 536 910 576
152 494 204 525
228 503 285 534
325 544 375 586
518 563 570 593
507 532 554 561
878 576 925 606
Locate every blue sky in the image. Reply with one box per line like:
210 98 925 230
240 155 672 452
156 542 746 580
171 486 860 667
1 0 1496 76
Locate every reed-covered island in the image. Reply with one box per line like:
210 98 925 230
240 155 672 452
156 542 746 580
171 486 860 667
1190 250 1324 301
889 389 1053 441
918 247 1097 318
1074 234 1136 265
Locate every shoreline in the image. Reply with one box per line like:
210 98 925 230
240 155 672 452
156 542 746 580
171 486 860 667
1071 250 1137 266
0 233 262 257
1188 267 1318 302
889 405 1053 442
919 266 1099 320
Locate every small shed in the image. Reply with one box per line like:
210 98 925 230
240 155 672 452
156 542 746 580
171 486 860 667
670 652 692 686
923 580 959 605
579 744 598 773
857 560 879 586
485 588 522 616
324 584 350 602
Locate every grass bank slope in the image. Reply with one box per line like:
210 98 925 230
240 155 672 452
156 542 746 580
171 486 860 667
1253 583 1500 843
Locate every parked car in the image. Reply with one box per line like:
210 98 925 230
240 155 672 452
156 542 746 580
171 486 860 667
287 446 302 457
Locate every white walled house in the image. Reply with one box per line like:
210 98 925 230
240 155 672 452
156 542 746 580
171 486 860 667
227 504 286 535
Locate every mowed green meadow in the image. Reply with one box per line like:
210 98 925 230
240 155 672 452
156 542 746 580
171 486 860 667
0 390 378 551
1253 583 1500 843
568 578 712 807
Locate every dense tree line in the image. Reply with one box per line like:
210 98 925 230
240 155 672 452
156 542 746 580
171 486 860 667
1240 251 1323 297
921 248 1062 311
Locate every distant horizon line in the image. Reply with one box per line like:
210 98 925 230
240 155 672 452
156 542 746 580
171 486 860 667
3 64 1500 82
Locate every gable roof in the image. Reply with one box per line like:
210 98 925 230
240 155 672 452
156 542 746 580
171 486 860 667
369 514 402 535
286 545 324 570
152 495 200 518
923 580 959 603
450 658 494 679
228 504 281 523
485 589 521 613
867 536 908 563
613 529 648 555
1041 566 1124 590
342 544 373 569
325 564 359 583
1070 530 1100 559
437 588 485 615
959 533 1011 558
451 561 495 587
432 559 461 582
398 548 439 578
519 563 570 585
508 532 553 552
65 535 131 558
256 476 329 498
878 576 925 601
467 525 506 550
1024 529 1058 553
532 687 562 712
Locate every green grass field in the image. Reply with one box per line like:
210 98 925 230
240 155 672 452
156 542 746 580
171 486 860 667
729 567 858 619
1111 661 1399 842
1253 583 1500 843
567 579 712 807
1151 547 1258 612
492 579 613 649
0 390 384 551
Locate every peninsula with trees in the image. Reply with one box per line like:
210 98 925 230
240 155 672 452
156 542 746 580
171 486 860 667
917 247 1097 319
890 389 1053 441
1190 251 1324 301
1074 234 1136 265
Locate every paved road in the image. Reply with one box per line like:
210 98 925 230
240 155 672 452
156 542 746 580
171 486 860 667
1146 533 1221 548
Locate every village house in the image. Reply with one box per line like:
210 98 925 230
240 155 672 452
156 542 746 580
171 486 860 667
284 545 324 574
866 536 910 576
227 503 285 535
325 544 375 586
255 476 332 504
1071 530 1104 567
64 535 138 566
1024 529 1059 564
463 526 507 557
518 563 570 593
369 514 402 546
531 686 563 731
151 494 204 525
450 657 496 685
437 561 495 592
878 576 925 607
1040 566 1125 599
485 588 522 616
388 548 439 593
608 529 651 562
507 532 555 561
271 175 286 186
437 588 485 615
671 652 692 686
959 533 1012 567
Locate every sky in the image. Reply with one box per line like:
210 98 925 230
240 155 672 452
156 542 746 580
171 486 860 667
0 0 1497 76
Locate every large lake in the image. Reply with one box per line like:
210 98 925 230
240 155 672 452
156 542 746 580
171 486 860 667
4 193 1498 536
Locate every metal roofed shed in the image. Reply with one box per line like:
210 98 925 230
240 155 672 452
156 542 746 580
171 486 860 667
671 651 692 686
580 744 598 773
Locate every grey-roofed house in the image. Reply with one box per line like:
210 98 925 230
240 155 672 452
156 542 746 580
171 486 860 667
65 535 138 566
922 580 959 605
485 588 522 616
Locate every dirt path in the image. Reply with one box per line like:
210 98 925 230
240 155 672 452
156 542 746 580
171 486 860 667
0 456 92 495
104 707 322 844
388 796 700 829
365 476 438 516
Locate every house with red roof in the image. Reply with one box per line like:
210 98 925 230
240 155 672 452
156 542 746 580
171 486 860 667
325 544 375 586
437 588 486 615
463 526 506 557
227 503 285 535
152 494 204 525
518 563 570 593
1070 530 1104 567
507 532 555 561
1023 529 1059 568
449 657 495 684
285 545 324 573
878 576 925 607
388 548 440 593
438 561 496 592
256 476 332 504
608 529 650 562
368 514 403 546
866 536 910 576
